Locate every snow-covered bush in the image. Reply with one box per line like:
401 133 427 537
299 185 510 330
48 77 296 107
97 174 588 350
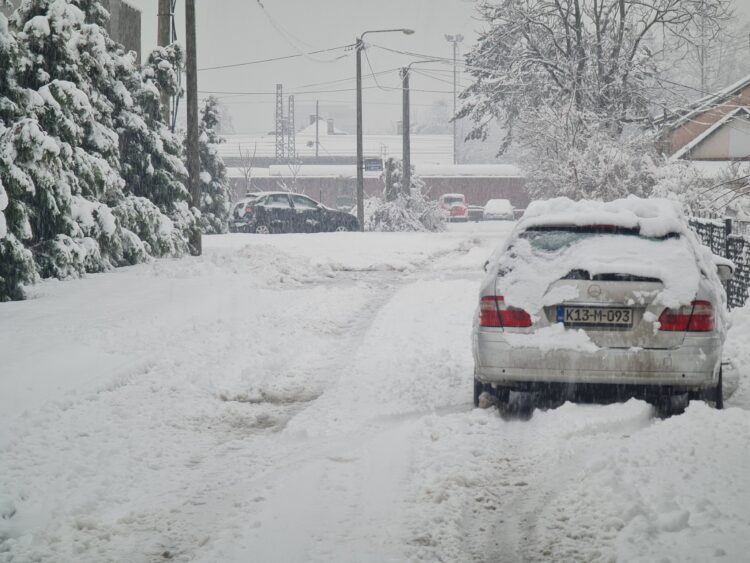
366 161 445 232
653 160 750 218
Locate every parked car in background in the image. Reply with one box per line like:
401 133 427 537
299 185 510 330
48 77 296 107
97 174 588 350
473 197 733 417
229 192 359 234
468 205 484 222
438 193 468 222
228 193 262 233
483 198 515 220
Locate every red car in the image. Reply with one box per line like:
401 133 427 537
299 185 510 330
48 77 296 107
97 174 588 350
438 193 468 222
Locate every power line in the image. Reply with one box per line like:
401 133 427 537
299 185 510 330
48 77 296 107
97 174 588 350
198 44 354 72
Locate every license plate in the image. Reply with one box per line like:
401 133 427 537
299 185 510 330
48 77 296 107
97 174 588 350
557 306 633 328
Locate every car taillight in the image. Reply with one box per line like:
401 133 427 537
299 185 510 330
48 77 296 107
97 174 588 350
244 205 254 214
479 296 532 328
658 300 714 332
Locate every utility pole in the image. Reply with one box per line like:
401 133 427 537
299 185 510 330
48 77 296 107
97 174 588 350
157 0 172 124
445 33 464 165
401 67 411 196
185 0 201 255
355 28 415 231
356 37 365 230
315 100 320 161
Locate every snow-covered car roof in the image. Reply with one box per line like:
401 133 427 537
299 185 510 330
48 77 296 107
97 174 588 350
517 196 687 238
440 193 465 199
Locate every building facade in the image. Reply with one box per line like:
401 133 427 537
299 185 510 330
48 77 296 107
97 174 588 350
658 75 750 161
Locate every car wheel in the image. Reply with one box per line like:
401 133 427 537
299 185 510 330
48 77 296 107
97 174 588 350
334 225 348 232
473 378 496 409
255 224 270 235
715 368 724 409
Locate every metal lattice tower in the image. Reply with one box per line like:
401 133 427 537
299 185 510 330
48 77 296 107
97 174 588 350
275 84 285 162
287 95 296 161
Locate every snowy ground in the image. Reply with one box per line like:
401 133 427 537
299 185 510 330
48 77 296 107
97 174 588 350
1 221 749 562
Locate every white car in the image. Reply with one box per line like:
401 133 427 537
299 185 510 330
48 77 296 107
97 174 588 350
483 198 514 220
473 197 733 416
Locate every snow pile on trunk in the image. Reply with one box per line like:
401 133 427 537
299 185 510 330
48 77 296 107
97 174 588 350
489 197 725 321
519 195 686 237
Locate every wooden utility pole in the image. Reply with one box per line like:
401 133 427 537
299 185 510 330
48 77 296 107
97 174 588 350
185 0 201 255
355 37 365 231
401 67 411 195
158 0 172 124
315 100 320 161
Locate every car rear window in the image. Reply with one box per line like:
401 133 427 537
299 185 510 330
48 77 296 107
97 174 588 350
519 225 679 253
443 196 464 205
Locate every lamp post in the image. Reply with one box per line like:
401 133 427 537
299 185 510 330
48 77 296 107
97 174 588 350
444 33 464 165
356 28 414 231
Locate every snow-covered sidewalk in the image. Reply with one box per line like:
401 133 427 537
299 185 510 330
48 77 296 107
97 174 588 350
1 222 749 562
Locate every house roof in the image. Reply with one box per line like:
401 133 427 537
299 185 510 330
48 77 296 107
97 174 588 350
671 106 750 160
657 73 750 130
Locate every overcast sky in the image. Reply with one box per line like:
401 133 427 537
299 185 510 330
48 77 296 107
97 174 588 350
127 0 481 134
127 0 750 135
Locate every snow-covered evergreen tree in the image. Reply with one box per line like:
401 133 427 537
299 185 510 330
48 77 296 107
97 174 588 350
0 13 38 300
0 0 200 300
196 95 231 234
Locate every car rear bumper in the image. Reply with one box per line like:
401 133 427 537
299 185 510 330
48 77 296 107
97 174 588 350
473 329 721 389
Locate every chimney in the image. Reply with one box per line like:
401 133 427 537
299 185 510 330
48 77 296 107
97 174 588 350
396 121 403 135
309 114 317 125
327 118 334 135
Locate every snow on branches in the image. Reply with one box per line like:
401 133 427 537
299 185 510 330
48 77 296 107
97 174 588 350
460 0 732 200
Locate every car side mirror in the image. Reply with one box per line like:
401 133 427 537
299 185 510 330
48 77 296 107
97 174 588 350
483 260 490 272
717 263 734 282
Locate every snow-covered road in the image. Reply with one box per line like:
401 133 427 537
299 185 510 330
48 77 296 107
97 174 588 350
2 222 749 562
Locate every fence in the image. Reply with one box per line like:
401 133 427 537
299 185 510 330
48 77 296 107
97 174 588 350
688 217 750 309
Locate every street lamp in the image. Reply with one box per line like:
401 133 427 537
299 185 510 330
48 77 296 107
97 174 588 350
445 33 464 165
356 28 415 231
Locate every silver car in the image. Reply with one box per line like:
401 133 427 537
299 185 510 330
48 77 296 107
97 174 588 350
472 198 733 415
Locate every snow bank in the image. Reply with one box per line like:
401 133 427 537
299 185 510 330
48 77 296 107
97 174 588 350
531 402 750 562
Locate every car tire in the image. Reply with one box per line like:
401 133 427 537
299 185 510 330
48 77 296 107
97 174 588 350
255 224 271 235
473 377 483 407
334 225 348 232
715 368 724 409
